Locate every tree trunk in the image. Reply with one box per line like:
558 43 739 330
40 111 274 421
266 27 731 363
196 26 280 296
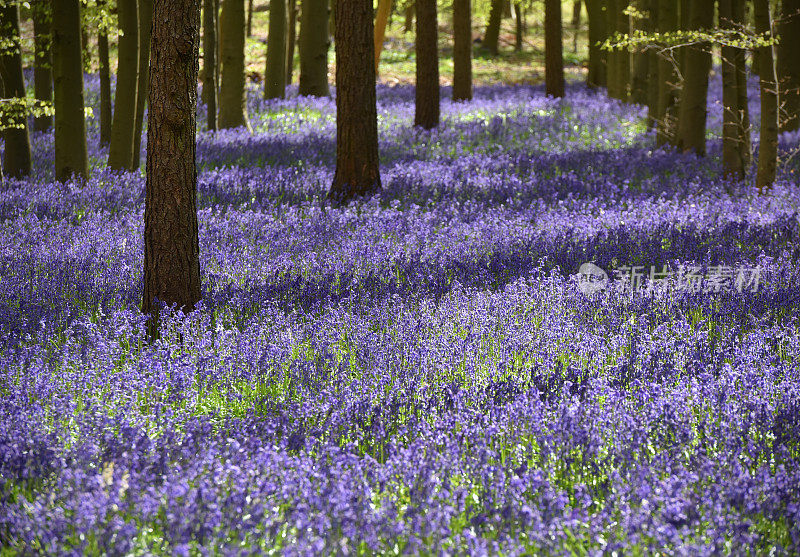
630 0 650 105
514 3 523 51
719 0 748 179
265 0 287 99
615 0 630 101
219 0 250 128
571 0 581 52
52 0 88 181
329 0 380 202
133 0 154 169
108 0 140 170
777 0 800 132
544 0 564 98
98 25 113 146
247 0 254 36
287 0 298 83
298 0 330 96
645 0 659 127
404 3 414 33
483 0 503 55
415 0 439 128
81 26 91 70
585 0 607 89
453 0 472 101
143 0 202 321
675 0 712 156
754 0 777 191
374 0 392 73
606 0 619 97
32 0 53 133
203 0 218 129
0 4 32 179
655 0 678 145
678 0 689 76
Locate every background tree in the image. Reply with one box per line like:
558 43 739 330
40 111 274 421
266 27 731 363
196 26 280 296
585 0 608 88
32 0 52 133
655 0 678 144
545 0 565 97
0 1 32 178
452 0 472 101
298 0 331 96
483 0 503 55
219 0 250 128
202 0 218 130
287 0 298 83
719 0 749 179
52 0 88 181
329 0 380 201
675 0 713 155
777 0 800 132
142 0 202 321
415 0 439 128
108 0 140 170
132 0 154 169
514 2 524 51
98 2 113 146
265 0 288 99
373 0 392 72
754 0 777 190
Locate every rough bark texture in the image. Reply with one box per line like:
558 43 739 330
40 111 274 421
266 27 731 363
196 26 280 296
585 0 607 88
415 0 439 128
108 0 140 170
777 0 800 132
675 0 712 156
32 0 53 133
287 0 298 83
132 0 154 169
329 0 380 201
754 0 777 191
219 0 250 128
202 0 218 129
655 0 678 145
544 0 565 98
142 0 202 320
719 0 749 179
373 0 392 72
452 0 472 101
298 0 330 96
0 4 32 179
483 0 503 55
265 0 287 99
52 0 88 181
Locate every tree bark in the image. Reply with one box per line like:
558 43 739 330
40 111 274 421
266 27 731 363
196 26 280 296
98 25 113 146
514 3 523 52
606 0 620 97
142 0 202 321
452 0 472 101
483 0 503 55
265 0 287 99
544 0 565 98
415 0 439 128
675 0 712 156
219 0 250 128
719 0 749 179
32 0 53 133
203 0 218 129
655 0 678 145
404 3 414 33
52 0 88 181
298 0 330 96
287 0 298 83
777 0 800 132
585 0 607 88
133 0 154 169
329 0 380 201
108 0 140 170
754 0 777 191
247 0 254 36
0 3 32 179
615 0 630 101
630 0 650 105
373 0 392 73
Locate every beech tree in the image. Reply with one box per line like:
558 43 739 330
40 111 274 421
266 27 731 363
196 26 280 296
298 0 331 96
452 0 472 101
719 0 750 179
132 0 154 169
287 0 298 83
373 0 392 72
328 0 381 201
545 0 565 98
32 0 52 133
218 0 250 129
0 1 31 178
585 0 608 89
98 2 113 146
484 0 503 55
142 0 202 320
777 0 800 132
108 0 140 170
754 0 777 191
655 0 678 145
265 0 288 99
202 0 218 130
415 0 439 128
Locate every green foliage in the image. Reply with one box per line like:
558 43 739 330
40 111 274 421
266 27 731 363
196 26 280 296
0 98 54 130
602 28 779 54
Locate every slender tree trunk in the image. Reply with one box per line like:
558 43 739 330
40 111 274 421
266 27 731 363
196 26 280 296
719 0 748 179
585 0 607 89
630 0 650 105
32 0 53 133
678 0 689 76
606 0 620 97
329 0 380 201
133 0 154 169
777 0 800 132
675 0 713 156
98 26 113 146
514 3 523 51
544 0 564 98
247 0 254 36
754 0 777 191
52 0 88 181
203 0 218 129
215 0 221 98
287 0 298 83
108 0 140 170
615 0 630 101
143 0 202 321
484 0 503 55
655 0 678 144
374 0 392 73
0 4 32 179
298 0 330 96
453 0 472 101
571 0 581 52
265 0 287 98
219 0 250 128
404 3 414 33
415 0 439 128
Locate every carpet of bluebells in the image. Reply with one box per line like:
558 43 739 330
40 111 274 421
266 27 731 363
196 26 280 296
1 71 800 555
